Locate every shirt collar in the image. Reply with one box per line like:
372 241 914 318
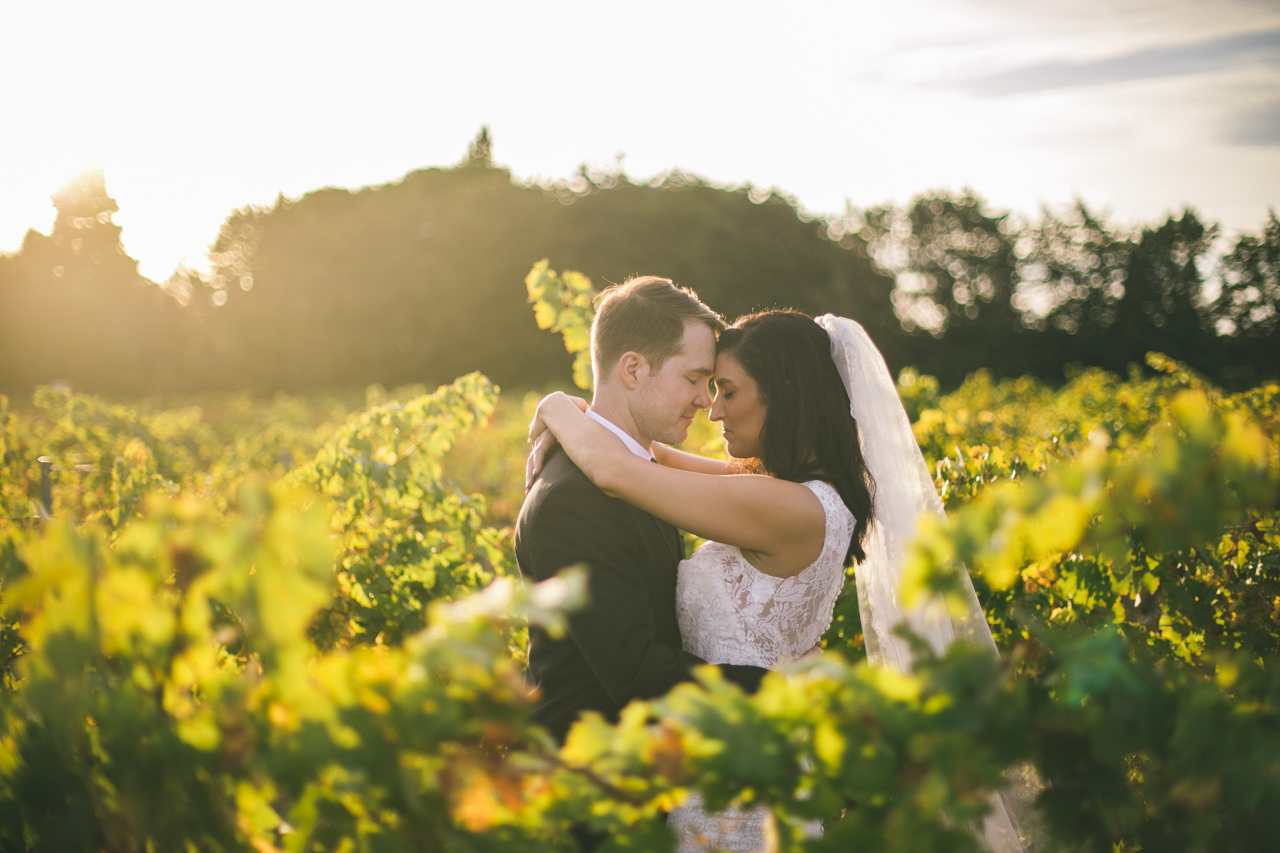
586 408 654 461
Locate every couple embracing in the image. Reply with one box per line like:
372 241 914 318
515 276 1028 852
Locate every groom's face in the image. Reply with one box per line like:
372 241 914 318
631 320 717 446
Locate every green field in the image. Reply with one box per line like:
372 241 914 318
0 274 1276 851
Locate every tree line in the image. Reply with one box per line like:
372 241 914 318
2 131 1275 395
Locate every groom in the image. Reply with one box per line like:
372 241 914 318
515 275 767 744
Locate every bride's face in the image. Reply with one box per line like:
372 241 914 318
709 352 766 459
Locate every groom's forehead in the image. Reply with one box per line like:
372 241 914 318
661 347 714 373
656 335 714 376
683 324 717 361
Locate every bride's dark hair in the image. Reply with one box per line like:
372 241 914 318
717 310 874 565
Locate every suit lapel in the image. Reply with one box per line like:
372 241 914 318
625 503 681 566
652 513 683 564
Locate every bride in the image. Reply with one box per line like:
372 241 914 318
530 310 1031 852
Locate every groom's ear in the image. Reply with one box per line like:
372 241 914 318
618 351 647 389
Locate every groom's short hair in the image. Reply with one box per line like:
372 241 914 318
591 276 724 383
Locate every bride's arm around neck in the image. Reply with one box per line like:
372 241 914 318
652 441 733 475
534 393 825 579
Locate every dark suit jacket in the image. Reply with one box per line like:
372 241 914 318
514 446 766 743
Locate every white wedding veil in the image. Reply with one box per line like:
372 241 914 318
815 315 1043 853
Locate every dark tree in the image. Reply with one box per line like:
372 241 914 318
545 170 900 363
0 171 185 394
3 135 1271 397
1031 201 1131 336
1111 210 1217 367
860 191 1032 383
1209 210 1279 339
188 153 899 392
1201 210 1280 383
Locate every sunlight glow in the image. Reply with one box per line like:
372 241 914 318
1 0 1276 281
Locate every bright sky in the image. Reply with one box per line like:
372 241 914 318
2 0 1277 282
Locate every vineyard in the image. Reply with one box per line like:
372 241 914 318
0 266 1277 851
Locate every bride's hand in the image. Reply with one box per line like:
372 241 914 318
525 431 557 493
526 392 587 445
525 393 588 491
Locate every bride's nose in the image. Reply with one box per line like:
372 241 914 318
709 396 724 422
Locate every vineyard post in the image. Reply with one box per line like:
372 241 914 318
37 455 53 517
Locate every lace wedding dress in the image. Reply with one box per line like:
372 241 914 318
670 479 853 852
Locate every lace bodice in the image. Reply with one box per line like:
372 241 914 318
675 480 853 669
670 480 851 852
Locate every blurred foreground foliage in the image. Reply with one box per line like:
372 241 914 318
0 305 1278 849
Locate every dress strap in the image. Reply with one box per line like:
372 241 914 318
801 479 854 561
